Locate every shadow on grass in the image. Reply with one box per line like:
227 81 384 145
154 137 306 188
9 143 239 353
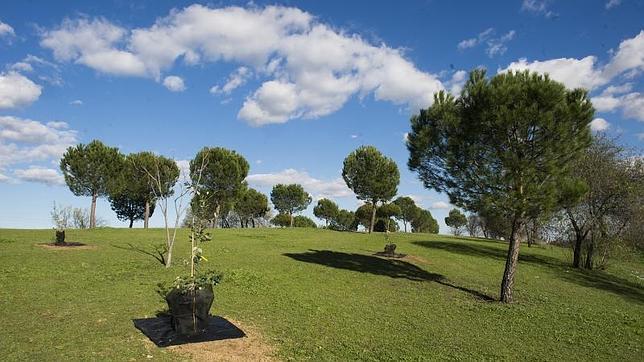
112 243 167 266
284 249 494 301
413 240 644 303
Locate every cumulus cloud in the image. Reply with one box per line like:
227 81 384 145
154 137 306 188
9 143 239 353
499 31 644 91
591 83 644 122
445 70 468 95
163 75 186 92
0 21 15 38
14 167 65 185
430 201 450 210
0 72 43 109
246 168 354 199
590 118 610 131
210 67 251 95
0 116 77 167
40 5 444 125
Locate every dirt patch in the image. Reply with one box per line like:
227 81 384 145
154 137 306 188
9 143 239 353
168 318 278 361
36 243 95 250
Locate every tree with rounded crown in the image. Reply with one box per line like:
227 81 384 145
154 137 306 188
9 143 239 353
60 140 123 228
342 146 400 233
410 208 439 233
376 202 401 232
191 147 249 224
270 184 312 227
128 151 162 228
393 196 419 232
445 209 467 236
235 186 270 228
313 198 340 227
407 69 593 302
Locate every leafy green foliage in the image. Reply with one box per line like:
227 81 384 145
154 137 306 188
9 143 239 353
293 215 317 228
407 69 593 302
157 270 223 297
445 209 467 236
270 184 312 226
313 198 339 226
271 213 292 227
235 186 270 227
329 209 356 231
393 196 419 232
342 146 400 232
410 208 439 234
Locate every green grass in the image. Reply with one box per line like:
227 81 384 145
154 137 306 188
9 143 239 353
0 228 642 361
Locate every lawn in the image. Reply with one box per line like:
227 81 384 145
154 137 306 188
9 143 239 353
0 228 642 361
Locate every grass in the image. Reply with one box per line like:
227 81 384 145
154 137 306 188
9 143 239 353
0 228 642 361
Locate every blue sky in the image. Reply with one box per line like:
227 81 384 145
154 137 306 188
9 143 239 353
0 0 642 231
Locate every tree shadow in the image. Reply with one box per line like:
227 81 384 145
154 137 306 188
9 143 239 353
413 240 644 303
283 249 494 301
412 240 564 267
112 243 167 266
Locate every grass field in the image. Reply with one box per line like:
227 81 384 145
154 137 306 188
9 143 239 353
0 228 642 361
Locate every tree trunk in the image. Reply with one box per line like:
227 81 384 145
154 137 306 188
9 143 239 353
499 217 523 303
585 230 594 270
165 247 173 268
289 213 294 227
572 234 583 268
129 219 134 228
90 192 97 228
144 200 150 229
252 218 255 228
369 202 377 233
404 221 407 233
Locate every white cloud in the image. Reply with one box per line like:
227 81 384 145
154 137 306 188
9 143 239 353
620 92 644 121
69 99 83 106
40 5 445 125
0 21 15 38
9 62 33 72
403 132 409 142
246 168 354 199
0 116 77 168
606 0 622 9
350 134 359 139
591 83 644 122
430 201 450 210
521 0 557 18
590 118 610 131
486 30 515 57
0 171 9 182
162 75 186 92
499 31 644 91
636 133 644 141
0 72 43 109
445 70 468 95
210 67 251 95
175 159 191 179
14 167 65 185
457 38 477 50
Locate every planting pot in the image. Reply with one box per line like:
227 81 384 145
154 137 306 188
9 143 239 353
55 230 65 244
384 243 397 255
165 285 214 336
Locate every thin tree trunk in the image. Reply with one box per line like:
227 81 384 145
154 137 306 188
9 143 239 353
144 200 150 229
500 217 523 303
289 212 294 227
369 202 377 233
585 230 594 269
404 221 407 233
252 218 255 228
90 192 97 228
129 219 134 228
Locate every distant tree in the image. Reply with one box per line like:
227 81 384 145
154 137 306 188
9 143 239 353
407 69 593 302
393 196 419 232
128 152 161 228
293 215 317 228
313 198 340 227
376 203 401 232
445 209 467 236
109 154 157 228
109 193 153 228
270 184 312 227
191 147 249 224
410 208 439 233
342 146 400 233
60 140 123 228
236 186 270 228
271 213 292 228
72 207 90 229
354 203 374 230
466 214 481 237
329 209 356 231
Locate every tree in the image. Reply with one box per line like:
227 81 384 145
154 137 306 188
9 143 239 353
342 146 400 233
191 147 250 224
271 213 291 227
410 208 439 233
129 152 162 228
560 136 644 269
407 70 593 302
393 196 418 232
354 203 374 230
313 198 339 227
236 186 270 228
109 193 154 228
466 214 481 237
445 209 467 236
60 140 123 228
329 209 356 231
376 203 401 232
270 184 312 227
109 153 157 228
293 215 317 228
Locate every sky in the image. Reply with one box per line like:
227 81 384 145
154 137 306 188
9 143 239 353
0 0 642 231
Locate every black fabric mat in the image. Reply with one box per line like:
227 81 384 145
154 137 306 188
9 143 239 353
133 315 246 347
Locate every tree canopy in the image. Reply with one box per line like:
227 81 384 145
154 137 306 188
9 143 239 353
407 69 593 302
270 184 312 227
393 196 419 232
445 209 467 236
235 186 270 228
313 198 340 226
342 146 400 233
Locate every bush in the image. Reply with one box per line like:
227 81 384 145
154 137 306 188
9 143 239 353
293 216 317 228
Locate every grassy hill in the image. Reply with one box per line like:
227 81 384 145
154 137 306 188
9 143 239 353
0 228 642 360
